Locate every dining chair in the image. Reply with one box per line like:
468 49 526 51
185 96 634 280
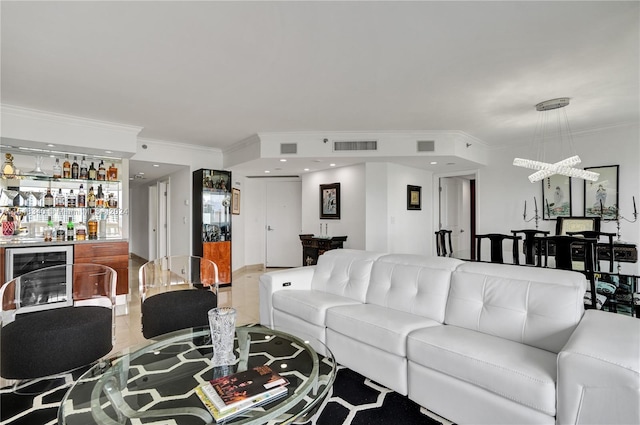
0 263 117 381
139 255 219 339
475 233 522 265
435 229 453 257
510 229 550 266
538 235 599 309
566 230 616 273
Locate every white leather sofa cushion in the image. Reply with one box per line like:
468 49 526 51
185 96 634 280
367 254 463 322
446 262 586 353
310 249 383 302
272 290 361 326
408 324 558 417
557 310 640 425
326 303 441 357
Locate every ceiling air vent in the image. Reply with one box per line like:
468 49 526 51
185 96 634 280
280 143 297 154
333 140 378 151
417 140 435 152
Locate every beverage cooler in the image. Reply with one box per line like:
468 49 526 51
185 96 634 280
192 169 232 285
4 245 74 313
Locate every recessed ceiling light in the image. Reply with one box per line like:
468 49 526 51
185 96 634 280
47 144 55 147
430 161 438 165
138 172 145 175
280 159 287 162
105 150 113 154
304 168 310 171
265 170 271 173
153 164 160 167
330 163 336 167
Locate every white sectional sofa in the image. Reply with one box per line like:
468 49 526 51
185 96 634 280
259 249 640 425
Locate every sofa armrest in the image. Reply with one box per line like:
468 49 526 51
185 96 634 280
557 310 640 425
259 266 316 327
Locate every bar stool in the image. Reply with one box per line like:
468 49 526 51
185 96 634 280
475 233 522 264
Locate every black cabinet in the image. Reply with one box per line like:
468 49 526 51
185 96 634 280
299 234 347 266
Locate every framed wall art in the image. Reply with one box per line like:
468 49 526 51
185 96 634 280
407 185 421 210
584 165 619 219
231 188 241 215
319 183 340 219
542 174 572 220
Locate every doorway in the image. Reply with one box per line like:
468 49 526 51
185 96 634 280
148 179 170 260
438 173 476 257
265 180 302 267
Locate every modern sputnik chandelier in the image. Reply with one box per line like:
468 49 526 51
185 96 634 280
513 98 599 182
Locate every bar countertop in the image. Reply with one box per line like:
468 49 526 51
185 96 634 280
0 237 128 247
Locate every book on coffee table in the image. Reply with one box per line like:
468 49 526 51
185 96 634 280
196 364 289 421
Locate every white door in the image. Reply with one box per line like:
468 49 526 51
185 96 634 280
439 177 471 255
265 180 302 267
439 177 461 253
148 185 158 260
157 180 169 257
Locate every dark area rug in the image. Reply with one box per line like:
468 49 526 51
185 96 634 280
1 365 452 425
299 366 452 425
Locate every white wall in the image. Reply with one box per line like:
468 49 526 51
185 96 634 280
299 162 435 255
302 164 367 249
385 163 434 255
129 183 150 259
167 168 191 256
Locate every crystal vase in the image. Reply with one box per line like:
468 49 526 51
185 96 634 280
208 307 237 374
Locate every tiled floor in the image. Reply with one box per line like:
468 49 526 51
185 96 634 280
112 257 267 355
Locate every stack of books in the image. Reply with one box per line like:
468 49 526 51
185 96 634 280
196 365 290 422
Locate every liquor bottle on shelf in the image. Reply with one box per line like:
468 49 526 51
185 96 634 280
88 162 97 180
44 216 54 242
71 156 79 179
55 188 66 207
77 184 86 207
87 186 96 208
79 156 88 179
107 193 118 208
52 158 62 179
96 184 105 207
88 209 98 240
75 221 87 241
62 155 71 179
97 161 106 181
56 220 66 241
99 210 107 239
67 189 76 208
66 217 74 241
44 189 54 208
108 163 118 181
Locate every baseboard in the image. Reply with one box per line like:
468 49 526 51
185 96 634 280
232 263 265 276
129 252 148 263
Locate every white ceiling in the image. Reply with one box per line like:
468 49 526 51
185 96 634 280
1 1 638 182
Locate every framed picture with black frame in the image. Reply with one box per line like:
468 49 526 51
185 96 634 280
584 165 619 219
542 174 572 220
319 183 340 219
407 185 421 210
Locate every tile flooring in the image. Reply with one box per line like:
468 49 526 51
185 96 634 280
112 256 267 355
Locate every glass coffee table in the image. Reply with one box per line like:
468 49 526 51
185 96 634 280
58 326 336 424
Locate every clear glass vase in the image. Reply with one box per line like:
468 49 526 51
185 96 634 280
208 307 237 374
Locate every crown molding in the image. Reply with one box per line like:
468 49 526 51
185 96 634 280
1 104 143 136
